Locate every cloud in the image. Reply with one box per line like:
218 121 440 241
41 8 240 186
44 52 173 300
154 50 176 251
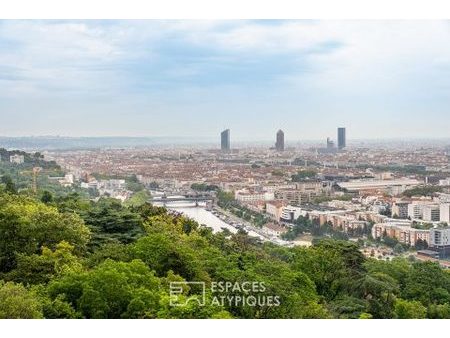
0 20 450 139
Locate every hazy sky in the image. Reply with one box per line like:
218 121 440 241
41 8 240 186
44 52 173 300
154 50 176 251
1 20 450 141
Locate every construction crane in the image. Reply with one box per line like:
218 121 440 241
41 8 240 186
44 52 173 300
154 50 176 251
20 167 42 194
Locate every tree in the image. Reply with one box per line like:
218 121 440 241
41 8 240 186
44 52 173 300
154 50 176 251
291 244 348 300
123 190 151 207
130 232 203 281
41 190 54 204
1 175 17 194
393 243 405 254
83 198 144 247
217 190 235 207
402 262 450 306
191 183 218 192
0 194 90 272
0 281 43 319
291 170 317 182
354 272 399 318
5 241 82 285
328 296 368 319
5 181 450 319
428 303 450 319
47 259 162 319
365 258 410 289
394 299 427 319
126 175 145 193
415 238 428 250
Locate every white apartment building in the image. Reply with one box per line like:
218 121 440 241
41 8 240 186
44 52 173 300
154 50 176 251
423 204 441 222
438 193 450 203
9 154 25 164
81 181 99 189
280 205 304 222
407 201 436 220
235 189 274 203
440 203 450 224
439 178 450 186
337 178 422 194
408 203 424 220
101 179 126 190
430 228 450 247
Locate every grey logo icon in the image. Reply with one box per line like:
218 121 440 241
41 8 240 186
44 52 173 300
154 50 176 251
169 282 206 307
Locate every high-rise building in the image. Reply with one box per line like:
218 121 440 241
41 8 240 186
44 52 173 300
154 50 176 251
275 130 285 151
221 129 230 152
338 127 346 149
326 137 335 149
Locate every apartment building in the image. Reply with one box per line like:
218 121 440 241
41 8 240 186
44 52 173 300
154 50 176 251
9 154 25 164
430 228 450 258
280 205 304 222
407 201 436 220
266 201 287 222
275 181 327 205
439 178 450 186
371 222 430 247
392 201 409 219
423 204 441 222
235 189 274 203
440 203 450 223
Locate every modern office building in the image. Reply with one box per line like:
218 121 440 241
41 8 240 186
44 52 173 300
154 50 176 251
275 129 285 151
221 129 230 152
337 127 346 149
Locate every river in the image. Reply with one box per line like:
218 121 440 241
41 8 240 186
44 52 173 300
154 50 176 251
151 198 264 238
171 206 239 234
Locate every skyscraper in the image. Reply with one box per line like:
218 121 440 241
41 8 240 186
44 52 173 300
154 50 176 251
338 127 346 150
327 137 335 149
221 129 230 152
275 129 285 151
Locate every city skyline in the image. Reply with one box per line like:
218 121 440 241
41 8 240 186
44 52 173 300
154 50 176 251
1 20 450 140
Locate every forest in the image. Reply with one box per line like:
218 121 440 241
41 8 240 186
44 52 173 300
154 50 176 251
1 173 450 318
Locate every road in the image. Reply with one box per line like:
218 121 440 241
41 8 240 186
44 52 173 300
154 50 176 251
212 204 291 245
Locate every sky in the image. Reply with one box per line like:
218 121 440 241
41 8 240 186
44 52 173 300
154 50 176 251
1 20 450 141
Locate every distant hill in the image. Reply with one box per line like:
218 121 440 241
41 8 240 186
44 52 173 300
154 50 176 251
0 136 218 150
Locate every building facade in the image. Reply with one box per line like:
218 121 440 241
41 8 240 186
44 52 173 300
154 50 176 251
392 201 409 219
430 228 450 258
440 203 450 223
423 204 441 222
338 127 346 150
10 154 25 164
221 129 230 152
275 129 285 151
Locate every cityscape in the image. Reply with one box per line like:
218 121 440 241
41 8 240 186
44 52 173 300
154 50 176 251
32 126 450 264
1 19 450 321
